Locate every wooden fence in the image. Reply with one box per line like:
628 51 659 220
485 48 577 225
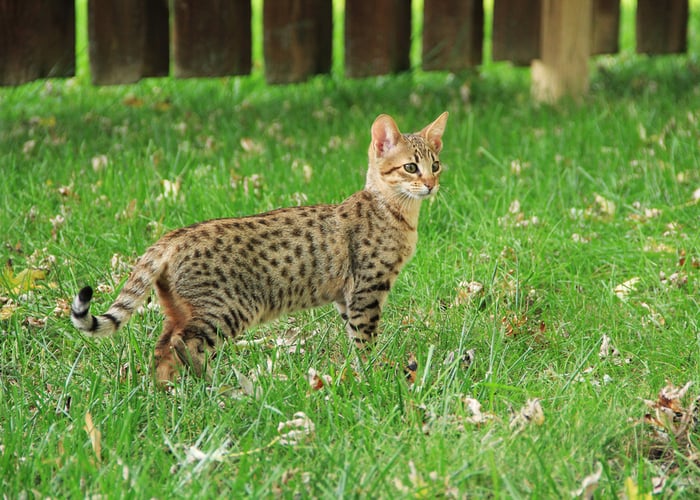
0 0 691 101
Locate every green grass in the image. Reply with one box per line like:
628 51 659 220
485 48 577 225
2 2 700 498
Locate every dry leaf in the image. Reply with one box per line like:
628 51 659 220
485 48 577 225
182 443 227 466
156 179 182 203
641 381 699 466
84 412 102 464
599 334 619 359
613 277 640 301
240 137 263 154
405 353 418 385
23 139 37 155
510 398 545 431
639 302 665 328
233 367 261 399
122 95 144 107
444 349 475 370
25 316 47 328
115 199 137 220
306 368 331 391
91 154 109 172
0 302 18 320
454 281 484 306
1 267 47 295
571 462 602 499
464 397 495 425
153 99 172 112
590 194 616 219
624 477 651 500
277 412 315 446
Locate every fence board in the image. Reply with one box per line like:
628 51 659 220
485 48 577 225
345 0 411 78
89 0 168 85
0 0 75 85
492 0 541 65
423 0 483 71
532 0 592 103
263 0 332 83
591 0 620 54
173 0 251 78
636 0 688 54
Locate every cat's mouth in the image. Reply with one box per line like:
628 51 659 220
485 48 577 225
407 185 439 199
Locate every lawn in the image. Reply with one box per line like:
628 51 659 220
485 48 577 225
1 1 700 498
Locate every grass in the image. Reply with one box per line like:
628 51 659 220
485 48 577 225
2 1 700 498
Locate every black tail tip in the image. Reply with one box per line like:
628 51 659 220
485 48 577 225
78 286 94 303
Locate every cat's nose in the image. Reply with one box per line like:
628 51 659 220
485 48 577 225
423 178 436 191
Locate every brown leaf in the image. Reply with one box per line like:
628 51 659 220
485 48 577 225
306 368 331 391
277 412 315 446
84 411 102 464
405 353 418 385
122 95 144 107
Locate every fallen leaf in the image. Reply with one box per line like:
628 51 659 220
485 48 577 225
0 302 18 320
454 280 484 306
306 367 331 391
25 316 46 328
182 442 227 465
23 139 37 155
405 353 418 385
624 477 651 500
84 412 102 464
0 267 47 295
614 277 640 301
277 412 315 446
585 194 616 220
122 95 144 107
153 99 172 112
464 397 496 425
444 348 475 370
639 302 665 328
510 398 545 431
571 462 602 499
599 334 620 359
240 138 263 154
91 154 109 172
233 367 261 399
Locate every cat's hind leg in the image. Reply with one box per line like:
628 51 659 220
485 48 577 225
169 317 222 381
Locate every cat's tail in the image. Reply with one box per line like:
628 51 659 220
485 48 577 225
71 248 165 337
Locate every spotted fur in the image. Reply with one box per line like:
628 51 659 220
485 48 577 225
71 112 449 385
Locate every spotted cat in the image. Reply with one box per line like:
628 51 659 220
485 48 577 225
71 112 449 385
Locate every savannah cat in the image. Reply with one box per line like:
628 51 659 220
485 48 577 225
71 112 449 385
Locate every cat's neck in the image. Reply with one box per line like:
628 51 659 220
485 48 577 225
364 174 422 231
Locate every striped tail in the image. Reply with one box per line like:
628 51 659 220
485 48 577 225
71 251 164 337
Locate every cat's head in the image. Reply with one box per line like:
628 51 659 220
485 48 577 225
366 112 448 201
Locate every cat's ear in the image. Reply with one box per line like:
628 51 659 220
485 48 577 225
419 111 449 153
371 114 402 157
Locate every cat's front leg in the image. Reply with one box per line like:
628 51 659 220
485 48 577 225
342 291 386 348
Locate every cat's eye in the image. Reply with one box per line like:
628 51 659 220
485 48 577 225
432 161 440 173
403 163 418 174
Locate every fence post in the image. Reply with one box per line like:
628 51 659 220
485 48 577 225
0 0 75 85
345 0 411 78
636 0 688 54
531 0 592 103
89 0 169 85
591 0 620 55
173 0 251 78
263 0 332 83
492 0 541 66
423 0 483 71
